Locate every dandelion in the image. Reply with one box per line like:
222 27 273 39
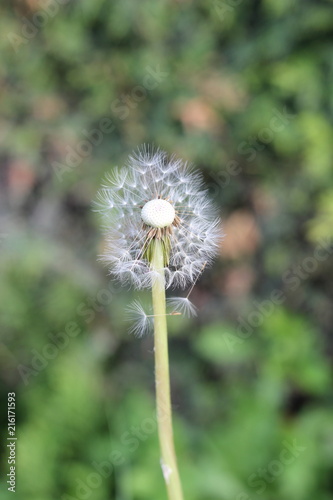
97 146 220 292
96 145 221 500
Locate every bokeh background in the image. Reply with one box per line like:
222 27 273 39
1 1 333 499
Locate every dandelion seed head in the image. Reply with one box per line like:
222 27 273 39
96 145 222 289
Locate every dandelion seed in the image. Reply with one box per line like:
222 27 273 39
167 297 197 317
125 300 153 337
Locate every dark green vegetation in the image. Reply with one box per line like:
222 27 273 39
1 1 333 499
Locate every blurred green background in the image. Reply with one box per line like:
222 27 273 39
1 1 333 499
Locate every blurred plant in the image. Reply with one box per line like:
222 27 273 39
96 146 221 500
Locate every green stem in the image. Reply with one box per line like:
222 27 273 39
151 239 184 500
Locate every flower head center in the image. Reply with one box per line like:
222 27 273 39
141 199 175 228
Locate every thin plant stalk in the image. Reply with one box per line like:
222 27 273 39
151 239 184 500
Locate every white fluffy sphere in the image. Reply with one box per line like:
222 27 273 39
141 199 175 228
97 146 221 290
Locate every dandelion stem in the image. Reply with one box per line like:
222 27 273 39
151 239 184 500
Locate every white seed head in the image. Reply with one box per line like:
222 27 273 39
141 199 175 228
96 145 222 290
